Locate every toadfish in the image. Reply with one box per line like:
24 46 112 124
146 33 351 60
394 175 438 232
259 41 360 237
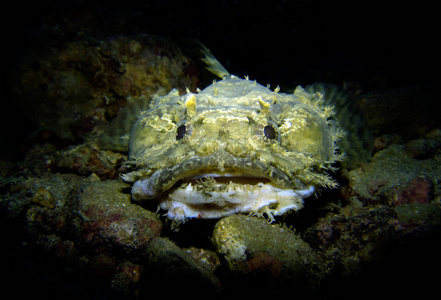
122 45 369 222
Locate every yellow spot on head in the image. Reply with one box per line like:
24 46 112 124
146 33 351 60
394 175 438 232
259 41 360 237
258 96 270 109
257 96 271 116
185 94 197 117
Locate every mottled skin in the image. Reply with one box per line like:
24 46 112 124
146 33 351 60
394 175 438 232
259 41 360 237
123 74 344 221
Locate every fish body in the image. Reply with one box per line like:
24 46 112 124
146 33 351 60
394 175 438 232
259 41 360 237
123 69 345 221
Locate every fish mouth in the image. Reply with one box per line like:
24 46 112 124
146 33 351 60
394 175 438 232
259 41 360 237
131 150 315 220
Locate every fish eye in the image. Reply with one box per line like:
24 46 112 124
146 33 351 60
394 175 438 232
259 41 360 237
176 124 187 140
264 125 276 139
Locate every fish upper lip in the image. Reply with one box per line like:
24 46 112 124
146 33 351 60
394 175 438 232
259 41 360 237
131 150 306 200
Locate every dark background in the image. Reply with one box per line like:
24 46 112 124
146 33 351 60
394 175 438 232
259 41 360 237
7 0 437 86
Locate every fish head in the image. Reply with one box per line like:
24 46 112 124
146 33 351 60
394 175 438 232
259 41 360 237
123 77 343 221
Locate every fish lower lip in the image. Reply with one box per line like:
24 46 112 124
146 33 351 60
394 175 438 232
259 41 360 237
129 152 315 220
131 150 305 200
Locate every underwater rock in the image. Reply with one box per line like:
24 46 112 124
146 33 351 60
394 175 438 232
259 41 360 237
31 186 56 209
66 179 162 254
111 261 143 295
1 176 34 219
303 204 441 298
405 137 441 159
347 144 441 206
394 203 441 237
303 207 399 275
54 142 126 180
384 177 433 206
212 215 325 290
20 174 166 253
7 173 165 297
1 173 83 220
373 133 401 151
142 237 221 294
185 246 221 273
14 34 199 145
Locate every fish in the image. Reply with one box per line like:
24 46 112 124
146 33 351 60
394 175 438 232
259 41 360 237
122 44 369 222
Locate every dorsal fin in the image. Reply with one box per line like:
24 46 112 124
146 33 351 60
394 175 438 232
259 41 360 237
199 42 231 79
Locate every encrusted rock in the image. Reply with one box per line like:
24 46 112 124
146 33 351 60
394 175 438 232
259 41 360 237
1 173 83 220
142 237 221 294
111 261 143 294
31 186 56 209
212 214 325 290
405 138 441 159
348 144 441 205
14 34 199 145
384 177 433 206
394 203 441 236
54 142 126 180
303 208 398 262
66 179 162 254
185 247 221 272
